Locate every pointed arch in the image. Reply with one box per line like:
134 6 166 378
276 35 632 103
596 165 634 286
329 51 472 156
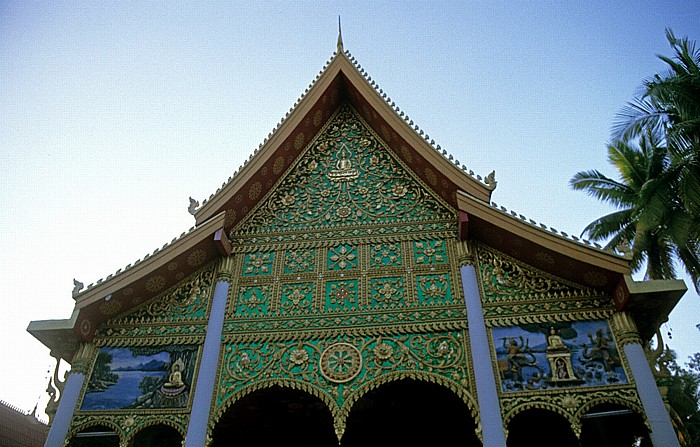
338 371 481 442
67 421 124 447
209 378 340 435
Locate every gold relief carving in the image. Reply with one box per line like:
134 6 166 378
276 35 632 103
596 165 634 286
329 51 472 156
99 299 123 316
476 244 601 305
67 413 189 447
103 267 215 327
144 275 167 293
582 271 608 287
229 105 456 245
610 311 642 347
214 331 479 444
187 249 206 267
70 343 96 375
500 386 644 439
248 182 262 200
319 342 363 383
294 132 306 150
483 310 613 328
455 240 475 266
217 255 237 279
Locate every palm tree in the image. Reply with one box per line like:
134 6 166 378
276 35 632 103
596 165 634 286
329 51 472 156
572 30 700 292
614 30 700 212
571 132 696 281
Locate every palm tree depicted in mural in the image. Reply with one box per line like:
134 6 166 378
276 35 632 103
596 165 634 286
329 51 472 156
571 30 700 291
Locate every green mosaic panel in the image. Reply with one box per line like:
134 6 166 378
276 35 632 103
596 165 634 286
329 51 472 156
284 249 315 274
369 277 405 308
370 243 402 268
416 273 452 305
325 279 359 311
231 105 456 238
242 252 274 276
414 240 447 265
217 331 471 409
328 244 357 271
236 285 269 316
279 283 314 314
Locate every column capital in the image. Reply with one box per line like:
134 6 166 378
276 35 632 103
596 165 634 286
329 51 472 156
455 240 476 267
70 343 96 375
216 255 236 281
610 311 642 347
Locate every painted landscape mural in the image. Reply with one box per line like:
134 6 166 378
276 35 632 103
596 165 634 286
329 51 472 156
492 319 628 392
81 346 197 410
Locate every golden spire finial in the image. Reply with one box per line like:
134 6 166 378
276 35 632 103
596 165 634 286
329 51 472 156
337 16 343 52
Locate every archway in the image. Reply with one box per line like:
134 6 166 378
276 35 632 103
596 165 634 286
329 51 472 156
211 385 337 446
128 423 183 447
507 409 577 447
67 424 119 447
342 379 480 446
580 403 650 447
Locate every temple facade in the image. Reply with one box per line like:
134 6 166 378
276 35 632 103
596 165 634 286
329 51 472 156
29 39 688 447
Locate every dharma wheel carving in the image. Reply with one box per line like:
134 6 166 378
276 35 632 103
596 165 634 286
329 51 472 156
319 342 363 383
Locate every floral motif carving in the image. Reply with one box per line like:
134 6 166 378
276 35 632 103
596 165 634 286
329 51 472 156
103 267 214 324
230 105 455 243
328 245 357 270
477 245 599 305
217 331 471 411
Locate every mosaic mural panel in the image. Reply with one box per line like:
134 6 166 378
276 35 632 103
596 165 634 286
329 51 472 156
279 282 314 314
81 346 197 411
492 319 627 392
242 252 274 276
416 273 452 305
325 279 359 312
328 244 358 271
236 285 269 317
369 243 402 268
414 240 447 265
284 249 315 274
369 277 405 308
217 331 471 409
230 105 456 242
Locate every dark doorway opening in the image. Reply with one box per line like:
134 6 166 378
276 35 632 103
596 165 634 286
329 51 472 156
68 425 119 447
128 423 183 447
211 385 337 447
507 409 578 447
580 404 650 447
342 379 480 446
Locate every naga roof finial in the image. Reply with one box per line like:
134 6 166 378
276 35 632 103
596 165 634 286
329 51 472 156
337 16 344 53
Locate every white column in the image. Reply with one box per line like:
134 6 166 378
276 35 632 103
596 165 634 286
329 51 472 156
612 311 679 447
184 278 230 447
44 344 94 447
461 264 507 447
624 342 680 447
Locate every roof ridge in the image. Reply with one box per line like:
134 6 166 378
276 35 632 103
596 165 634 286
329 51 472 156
483 198 629 259
75 225 198 297
198 50 345 212
343 48 496 191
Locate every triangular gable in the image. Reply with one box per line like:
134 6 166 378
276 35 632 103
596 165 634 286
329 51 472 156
92 265 216 346
231 104 456 246
193 50 492 230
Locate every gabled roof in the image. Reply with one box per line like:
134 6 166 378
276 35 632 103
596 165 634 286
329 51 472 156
192 48 495 229
29 42 685 359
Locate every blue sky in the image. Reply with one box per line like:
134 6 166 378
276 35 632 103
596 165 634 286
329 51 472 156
1 1 699 417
